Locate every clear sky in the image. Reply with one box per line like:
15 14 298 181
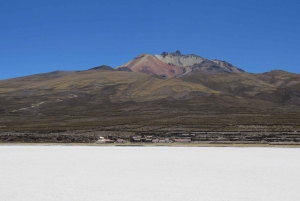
1 0 300 80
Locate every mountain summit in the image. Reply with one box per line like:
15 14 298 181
118 51 244 78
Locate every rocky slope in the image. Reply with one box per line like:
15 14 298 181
118 50 244 78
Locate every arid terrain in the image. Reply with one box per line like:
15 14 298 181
1 51 300 143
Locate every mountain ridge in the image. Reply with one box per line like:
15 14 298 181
118 51 245 78
1 51 300 133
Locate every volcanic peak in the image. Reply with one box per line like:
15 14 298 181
160 50 203 59
117 51 245 77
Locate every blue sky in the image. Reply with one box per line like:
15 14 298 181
1 0 300 80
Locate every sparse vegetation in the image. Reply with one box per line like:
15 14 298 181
0 65 300 143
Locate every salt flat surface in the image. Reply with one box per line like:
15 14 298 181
0 146 300 201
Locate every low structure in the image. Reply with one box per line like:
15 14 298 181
116 138 126 143
173 138 191 143
152 138 170 143
96 137 115 144
152 139 159 143
145 138 153 142
130 136 141 142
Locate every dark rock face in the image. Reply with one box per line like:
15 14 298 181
89 65 115 71
140 66 153 74
192 60 229 73
161 50 182 57
171 50 182 56
281 89 300 106
161 52 168 57
117 67 132 72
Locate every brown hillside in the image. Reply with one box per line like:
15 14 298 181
118 54 184 78
1 57 300 134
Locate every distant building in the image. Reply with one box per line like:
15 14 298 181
145 138 153 143
96 136 115 144
152 139 159 143
152 138 170 143
158 139 168 143
130 136 141 142
116 139 126 143
173 138 191 143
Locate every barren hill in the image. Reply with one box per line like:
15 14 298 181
1 52 300 135
118 51 244 78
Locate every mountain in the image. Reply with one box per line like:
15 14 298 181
118 50 244 78
0 51 300 135
117 53 184 78
88 65 115 71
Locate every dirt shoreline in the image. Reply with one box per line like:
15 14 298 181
1 142 300 148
